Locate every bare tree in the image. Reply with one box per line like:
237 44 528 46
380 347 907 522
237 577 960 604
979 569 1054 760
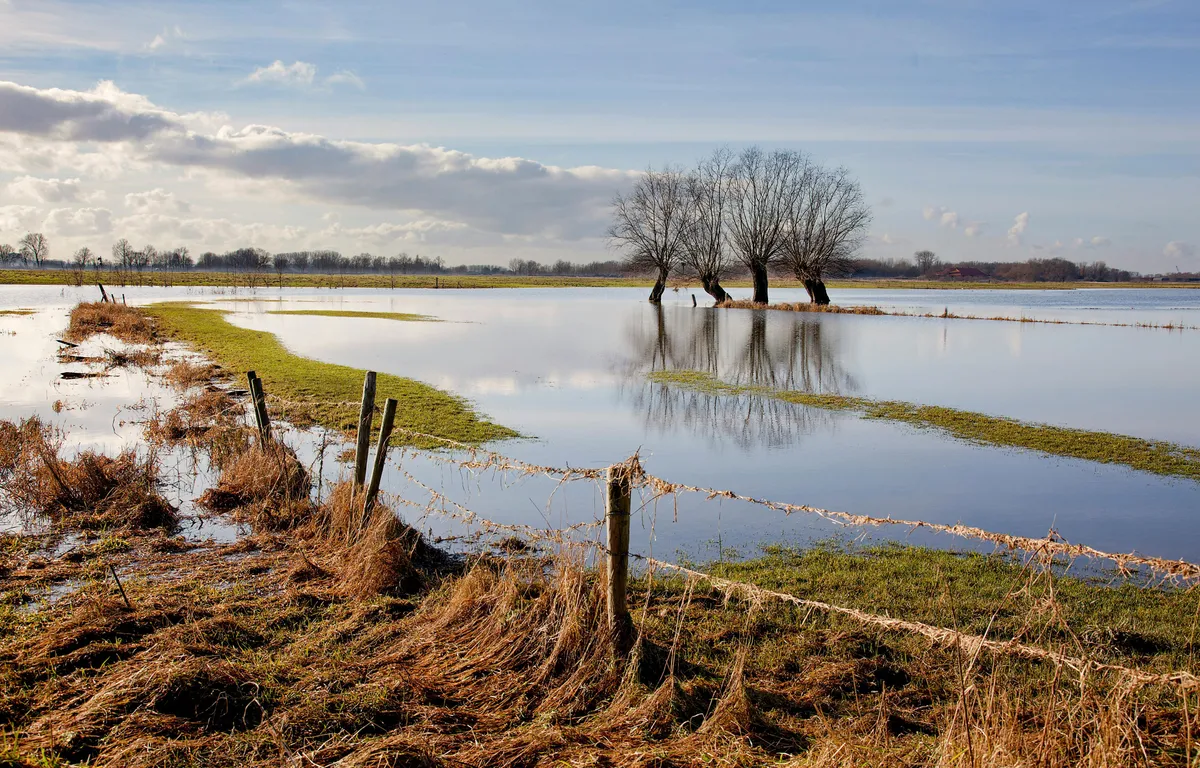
724 147 810 304
19 232 49 267
608 166 691 303
914 250 940 276
273 253 289 287
70 247 92 286
112 238 135 285
0 244 16 265
680 148 736 304
780 166 871 304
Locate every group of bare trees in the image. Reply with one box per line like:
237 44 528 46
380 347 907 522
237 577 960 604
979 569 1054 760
0 233 51 268
608 147 872 305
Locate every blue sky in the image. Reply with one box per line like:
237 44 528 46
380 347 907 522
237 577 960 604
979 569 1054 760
1 0 1197 270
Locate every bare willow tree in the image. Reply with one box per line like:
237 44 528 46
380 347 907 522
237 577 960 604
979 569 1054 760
608 167 691 303
914 249 940 275
725 147 810 305
780 166 871 305
70 247 93 286
679 148 735 304
19 232 49 268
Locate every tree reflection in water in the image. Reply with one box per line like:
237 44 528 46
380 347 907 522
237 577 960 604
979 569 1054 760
617 305 858 449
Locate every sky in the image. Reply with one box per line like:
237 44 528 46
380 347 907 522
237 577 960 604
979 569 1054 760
0 0 1198 272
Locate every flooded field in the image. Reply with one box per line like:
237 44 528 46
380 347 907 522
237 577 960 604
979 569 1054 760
3 284 1199 564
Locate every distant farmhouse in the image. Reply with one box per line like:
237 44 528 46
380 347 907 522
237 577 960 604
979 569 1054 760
936 266 989 280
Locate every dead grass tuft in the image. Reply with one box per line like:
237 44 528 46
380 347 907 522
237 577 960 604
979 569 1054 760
66 301 155 344
197 440 312 530
0 416 176 532
163 359 222 390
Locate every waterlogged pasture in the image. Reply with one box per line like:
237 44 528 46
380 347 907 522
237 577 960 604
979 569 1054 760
2 284 1199 564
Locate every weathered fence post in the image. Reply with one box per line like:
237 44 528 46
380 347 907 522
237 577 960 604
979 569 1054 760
353 371 378 489
245 371 271 444
606 461 633 654
97 283 108 303
362 397 398 526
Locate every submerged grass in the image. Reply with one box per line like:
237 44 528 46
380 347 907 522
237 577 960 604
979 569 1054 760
651 369 1200 481
266 309 436 321
144 302 516 446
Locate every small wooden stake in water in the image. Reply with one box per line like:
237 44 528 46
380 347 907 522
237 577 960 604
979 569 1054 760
110 564 132 609
362 397 398 527
354 371 378 489
606 463 633 654
97 283 108 303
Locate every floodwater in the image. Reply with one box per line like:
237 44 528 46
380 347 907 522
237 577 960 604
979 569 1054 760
2 284 1199 565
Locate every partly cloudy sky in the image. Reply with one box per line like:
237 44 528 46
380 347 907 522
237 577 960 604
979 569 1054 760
1 0 1198 271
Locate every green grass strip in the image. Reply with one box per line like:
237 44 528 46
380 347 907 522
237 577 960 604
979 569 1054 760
650 369 1200 481
145 302 517 447
266 310 436 322
696 542 1200 668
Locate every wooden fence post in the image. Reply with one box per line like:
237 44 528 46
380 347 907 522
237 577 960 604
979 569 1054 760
606 462 633 654
98 283 108 303
253 377 271 443
245 371 271 444
353 371 378 489
245 371 263 435
361 397 398 526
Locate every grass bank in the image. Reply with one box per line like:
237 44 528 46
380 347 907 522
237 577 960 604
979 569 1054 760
3 267 1196 291
266 309 436 322
651 369 1200 481
143 302 516 446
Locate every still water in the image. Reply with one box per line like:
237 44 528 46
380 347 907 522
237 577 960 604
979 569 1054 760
2 285 1199 563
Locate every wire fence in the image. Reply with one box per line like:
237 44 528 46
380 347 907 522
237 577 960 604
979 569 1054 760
260 381 1200 693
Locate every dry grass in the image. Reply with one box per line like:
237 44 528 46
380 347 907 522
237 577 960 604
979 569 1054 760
719 298 889 315
2 531 1193 767
65 301 155 344
145 388 249 470
197 440 313 530
162 359 223 390
0 416 176 532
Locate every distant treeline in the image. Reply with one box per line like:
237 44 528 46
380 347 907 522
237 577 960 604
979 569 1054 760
0 231 1178 284
850 256 1138 282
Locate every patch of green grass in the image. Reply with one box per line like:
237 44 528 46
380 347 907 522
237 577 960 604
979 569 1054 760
144 302 517 447
265 309 436 322
650 369 1200 481
693 541 1200 669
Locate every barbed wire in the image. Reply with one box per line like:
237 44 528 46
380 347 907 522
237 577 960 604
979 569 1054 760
636 554 1200 691
255 396 1200 582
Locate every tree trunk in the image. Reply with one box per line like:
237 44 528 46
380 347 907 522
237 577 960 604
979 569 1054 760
751 265 769 304
803 278 831 305
700 275 730 304
648 267 669 303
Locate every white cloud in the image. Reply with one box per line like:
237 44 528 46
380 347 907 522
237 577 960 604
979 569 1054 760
1006 212 1029 245
0 205 43 234
1089 236 1111 247
0 79 629 242
146 25 184 52
922 204 959 229
124 188 190 214
324 70 366 90
6 175 103 204
242 61 318 88
42 207 113 236
964 222 985 238
1164 240 1197 263
0 79 186 141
